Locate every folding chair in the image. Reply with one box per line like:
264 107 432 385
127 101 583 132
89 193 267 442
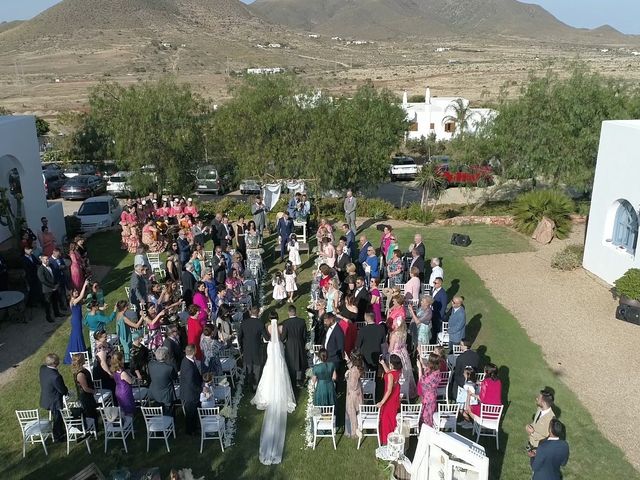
98 407 134 453
93 379 113 407
475 372 486 384
357 404 381 449
394 283 406 294
452 344 464 356
421 283 433 296
436 371 451 402
198 407 225 453
398 403 422 437
60 408 92 455
313 405 336 450
124 286 131 299
141 406 176 453
418 344 439 358
472 404 504 449
437 322 449 347
15 409 52 457
361 371 376 404
132 379 149 407
69 351 92 369
146 252 166 279
433 403 460 433
212 376 232 407
219 355 238 388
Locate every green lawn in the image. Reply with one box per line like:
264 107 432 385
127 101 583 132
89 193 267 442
0 225 637 479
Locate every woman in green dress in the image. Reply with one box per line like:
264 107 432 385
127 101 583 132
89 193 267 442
312 348 337 406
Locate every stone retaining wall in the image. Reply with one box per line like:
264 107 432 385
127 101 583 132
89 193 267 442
432 214 587 227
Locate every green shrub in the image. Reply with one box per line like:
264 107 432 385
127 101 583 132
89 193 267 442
357 198 395 220
512 190 574 239
198 198 251 221
614 268 640 301
398 203 436 225
550 244 584 271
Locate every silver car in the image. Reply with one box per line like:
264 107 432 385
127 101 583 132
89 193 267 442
107 171 132 197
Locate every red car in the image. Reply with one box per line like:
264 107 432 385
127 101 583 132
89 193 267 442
436 162 493 187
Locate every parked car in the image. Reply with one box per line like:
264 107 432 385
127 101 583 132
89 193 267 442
42 162 63 173
435 161 493 187
195 165 224 195
61 175 106 200
389 156 419 181
74 195 122 232
107 171 133 197
64 163 98 178
43 170 67 199
239 178 262 195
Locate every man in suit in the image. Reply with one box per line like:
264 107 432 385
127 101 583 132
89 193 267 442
238 306 267 391
129 264 148 313
180 344 203 435
344 190 357 233
357 235 371 276
37 255 61 323
356 312 386 371
323 312 345 374
276 211 294 263
22 246 42 307
251 196 268 241
49 248 68 314
281 305 308 387
446 296 466 353
163 325 183 371
335 245 351 283
450 339 480 396
39 353 68 441
210 246 227 287
353 276 371 323
181 263 197 306
531 419 570 480
176 230 191 266
287 192 301 218
408 248 425 282
527 387 557 449
412 233 426 261
341 223 356 259
431 277 448 343
149 347 178 415
217 215 234 250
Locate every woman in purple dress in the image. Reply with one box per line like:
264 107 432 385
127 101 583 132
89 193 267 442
370 277 383 325
111 351 136 416
63 280 90 364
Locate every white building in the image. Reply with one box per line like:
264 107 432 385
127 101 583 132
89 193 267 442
246 67 285 75
402 88 496 141
584 121 640 285
0 116 65 245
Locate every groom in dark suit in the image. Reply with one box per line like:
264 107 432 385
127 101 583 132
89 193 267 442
39 353 68 442
276 211 294 263
180 344 202 435
238 306 267 391
281 305 307 388
323 312 344 375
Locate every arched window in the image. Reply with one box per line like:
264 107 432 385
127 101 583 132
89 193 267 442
612 200 638 254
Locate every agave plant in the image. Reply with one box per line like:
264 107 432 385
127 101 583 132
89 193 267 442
512 189 574 239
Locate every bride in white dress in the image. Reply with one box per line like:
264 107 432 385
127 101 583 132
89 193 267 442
251 317 297 465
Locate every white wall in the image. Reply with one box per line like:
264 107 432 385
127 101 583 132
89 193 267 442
0 116 65 246
583 120 640 285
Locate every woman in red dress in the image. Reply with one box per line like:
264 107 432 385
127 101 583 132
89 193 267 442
186 304 204 361
377 354 403 445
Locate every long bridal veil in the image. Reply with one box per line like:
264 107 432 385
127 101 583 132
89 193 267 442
251 319 296 465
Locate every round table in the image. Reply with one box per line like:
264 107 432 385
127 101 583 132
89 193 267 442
0 290 26 323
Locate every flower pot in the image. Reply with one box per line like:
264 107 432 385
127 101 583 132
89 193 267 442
619 295 640 308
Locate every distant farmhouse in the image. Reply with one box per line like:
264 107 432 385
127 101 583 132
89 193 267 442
246 67 286 75
402 88 496 141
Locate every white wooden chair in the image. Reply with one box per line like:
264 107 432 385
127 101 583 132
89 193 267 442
219 355 238 388
436 371 451 402
204 250 214 262
93 379 113 407
60 408 93 455
421 283 432 295
146 252 166 279
212 376 232 407
312 405 336 450
15 409 52 457
98 407 134 453
418 344 439 358
433 403 460 433
132 379 149 407
69 350 92 369
312 345 323 365
399 373 410 404
397 403 422 437
394 283 406 294
198 407 225 453
141 406 176 453
476 372 486 384
124 286 131 299
452 344 464 356
361 371 376 404
437 322 449 347
472 404 504 449
357 404 381 449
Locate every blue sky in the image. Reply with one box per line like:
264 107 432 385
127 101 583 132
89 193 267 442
1 0 639 34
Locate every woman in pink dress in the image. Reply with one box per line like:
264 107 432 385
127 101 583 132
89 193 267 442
192 282 210 327
388 321 417 399
464 363 502 423
119 207 132 250
68 241 85 291
386 294 405 332
379 225 395 262
183 198 198 217
417 353 441 426
370 277 383 325
377 354 403 445
39 226 56 257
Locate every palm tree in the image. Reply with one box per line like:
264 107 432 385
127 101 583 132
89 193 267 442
415 162 446 212
442 98 474 139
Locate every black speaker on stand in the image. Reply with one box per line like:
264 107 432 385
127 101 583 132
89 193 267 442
450 233 472 247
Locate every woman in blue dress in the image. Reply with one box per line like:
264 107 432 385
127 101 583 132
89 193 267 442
64 279 90 364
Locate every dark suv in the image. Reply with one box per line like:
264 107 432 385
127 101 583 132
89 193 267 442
43 170 67 199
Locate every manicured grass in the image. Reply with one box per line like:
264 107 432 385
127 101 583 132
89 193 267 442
0 225 637 479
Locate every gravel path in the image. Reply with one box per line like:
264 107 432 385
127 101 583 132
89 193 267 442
466 224 640 471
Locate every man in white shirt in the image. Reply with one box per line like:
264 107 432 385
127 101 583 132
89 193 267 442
428 257 444 287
